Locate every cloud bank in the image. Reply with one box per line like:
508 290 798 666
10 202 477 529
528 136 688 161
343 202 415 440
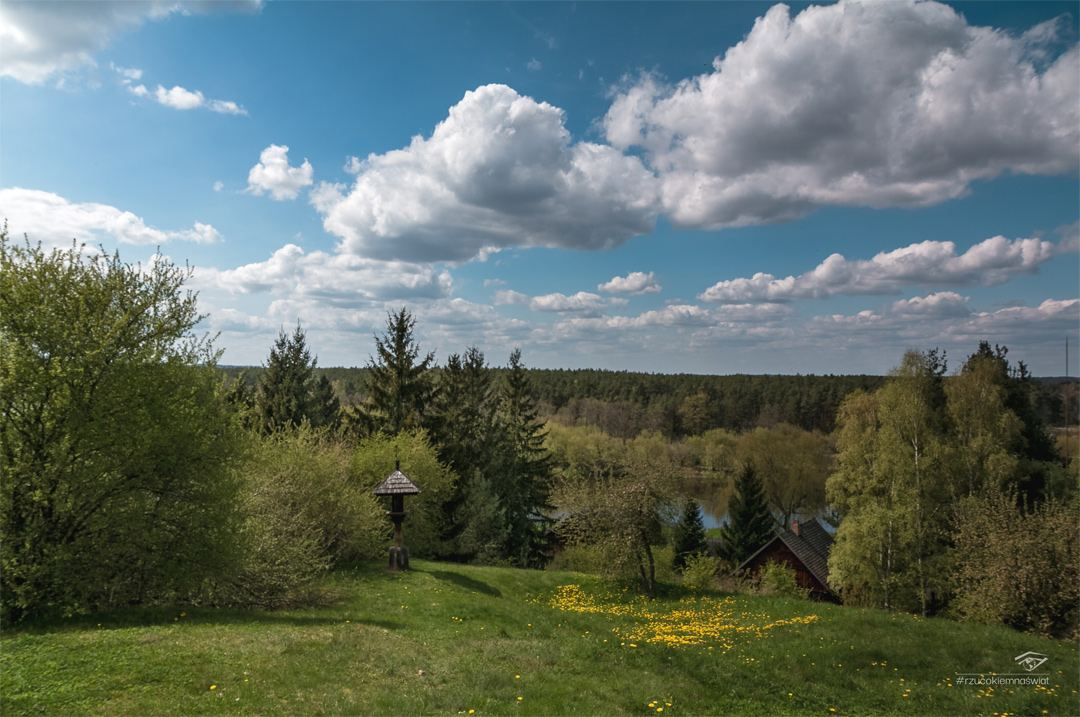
699 234 1071 303
0 188 222 247
194 243 453 306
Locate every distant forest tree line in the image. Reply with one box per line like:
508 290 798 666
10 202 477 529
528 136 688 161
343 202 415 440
220 364 1080 438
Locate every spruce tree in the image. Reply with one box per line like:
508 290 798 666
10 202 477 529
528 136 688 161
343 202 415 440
673 495 709 570
498 348 553 566
309 374 341 429
434 347 501 559
360 307 437 435
720 464 775 566
254 323 316 432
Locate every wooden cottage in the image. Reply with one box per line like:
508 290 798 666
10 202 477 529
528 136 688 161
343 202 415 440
737 518 837 602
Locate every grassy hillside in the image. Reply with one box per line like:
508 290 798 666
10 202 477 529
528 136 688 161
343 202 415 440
3 561 1077 716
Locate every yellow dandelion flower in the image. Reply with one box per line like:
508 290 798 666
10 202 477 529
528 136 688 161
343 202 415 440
210 685 217 690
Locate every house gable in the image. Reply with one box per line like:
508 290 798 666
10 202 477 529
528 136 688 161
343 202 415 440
736 518 837 601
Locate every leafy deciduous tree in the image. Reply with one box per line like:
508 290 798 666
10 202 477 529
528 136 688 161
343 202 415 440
829 351 953 615
736 424 832 529
1 234 239 621
677 392 713 435
554 459 677 598
953 492 1078 637
350 430 455 558
946 352 1022 498
226 427 384 607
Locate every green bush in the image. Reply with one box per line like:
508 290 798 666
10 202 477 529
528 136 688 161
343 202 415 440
953 493 1079 638
547 542 609 574
351 430 456 558
221 428 384 607
756 560 811 600
681 553 719 590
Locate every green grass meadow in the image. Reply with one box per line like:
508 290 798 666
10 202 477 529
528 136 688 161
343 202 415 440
2 560 1077 716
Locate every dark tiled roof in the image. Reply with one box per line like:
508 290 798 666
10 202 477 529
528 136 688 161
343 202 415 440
372 470 422 495
737 518 835 591
782 520 832 589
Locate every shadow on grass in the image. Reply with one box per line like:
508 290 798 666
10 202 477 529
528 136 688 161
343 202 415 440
424 570 502 598
4 606 408 638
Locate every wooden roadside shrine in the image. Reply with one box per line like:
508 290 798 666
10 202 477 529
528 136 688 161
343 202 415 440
372 461 422 571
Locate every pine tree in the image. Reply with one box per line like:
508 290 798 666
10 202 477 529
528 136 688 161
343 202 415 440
673 495 709 570
360 307 437 435
720 464 775 566
254 323 316 432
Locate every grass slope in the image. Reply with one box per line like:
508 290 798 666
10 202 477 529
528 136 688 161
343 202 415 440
2 560 1077 716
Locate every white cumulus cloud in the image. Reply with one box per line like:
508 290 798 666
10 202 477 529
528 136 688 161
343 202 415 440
247 145 315 201
207 99 247 115
604 0 1079 229
0 187 222 247
313 84 659 263
598 271 661 294
155 85 205 110
699 234 1067 303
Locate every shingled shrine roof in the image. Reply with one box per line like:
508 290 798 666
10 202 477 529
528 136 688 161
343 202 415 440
372 464 422 496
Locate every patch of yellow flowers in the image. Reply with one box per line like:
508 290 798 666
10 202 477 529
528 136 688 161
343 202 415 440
546 584 819 649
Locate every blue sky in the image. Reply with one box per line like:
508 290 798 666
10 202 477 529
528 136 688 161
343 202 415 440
2 0 1077 375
